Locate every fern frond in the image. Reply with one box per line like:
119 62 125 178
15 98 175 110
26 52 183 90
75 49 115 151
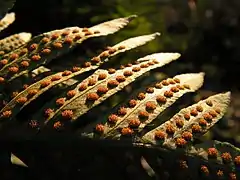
0 12 15 32
0 15 136 89
26 53 180 130
80 73 204 139
0 33 160 121
0 32 32 55
142 92 231 149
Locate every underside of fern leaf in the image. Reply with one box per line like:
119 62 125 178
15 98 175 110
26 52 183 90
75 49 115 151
142 92 231 149
0 12 15 32
80 72 204 139
0 33 160 121
24 52 180 131
0 15 136 89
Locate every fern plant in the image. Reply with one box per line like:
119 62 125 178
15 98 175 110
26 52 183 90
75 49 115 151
0 1 239 180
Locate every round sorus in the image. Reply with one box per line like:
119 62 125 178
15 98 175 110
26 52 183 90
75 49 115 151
200 165 209 176
74 34 82 40
196 105 203 112
40 80 51 88
146 87 154 93
209 110 217 118
137 93 145 100
155 83 162 89
175 118 184 128
20 61 29 67
84 31 93 36
162 80 169 86
154 130 166 140
52 42 63 49
170 86 179 93
51 75 62 81
164 91 173 98
176 84 185 90
116 75 126 82
221 152 232 163
132 66 141 72
31 54 41 61
145 101 157 111
88 78 97 86
98 73 107 80
192 124 201 133
156 95 167 104
128 99 137 107
28 43 38 51
51 33 59 40
41 37 50 43
56 98 65 106
107 79 119 88
129 119 141 128
121 127 133 136
166 124 175 135
8 66 19 73
108 68 116 74
82 61 91 68
199 118 207 127
118 45 126 50
118 107 127 116
182 131 192 141
86 93 99 101
183 84 190 89
120 65 125 69
0 77 4 83
91 57 101 64
173 78 180 83
9 53 19 60
153 59 159 64
1 110 12 118
168 78 176 84
29 120 39 128
123 70 133 76
97 86 108 94
229 173 237 180
28 89 38 97
0 59 8 66
64 37 73 44
203 113 213 122
99 51 109 58
138 111 149 119
72 66 81 72
147 61 155 65
67 90 76 98
184 113 191 120
61 110 74 119
234 156 240 166
95 124 104 134
61 30 70 36
78 83 88 91
44 108 54 117
41 48 51 55
16 97 27 104
62 70 72 76
175 137 187 147
108 48 116 54
216 170 223 177
207 148 218 158
140 63 149 68
108 114 118 124
53 121 62 130
190 109 198 116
